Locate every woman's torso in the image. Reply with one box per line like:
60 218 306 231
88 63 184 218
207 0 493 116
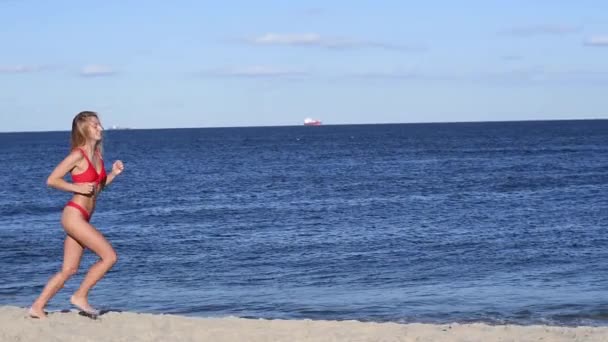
70 147 107 214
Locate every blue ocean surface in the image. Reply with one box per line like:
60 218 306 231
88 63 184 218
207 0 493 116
1 120 607 326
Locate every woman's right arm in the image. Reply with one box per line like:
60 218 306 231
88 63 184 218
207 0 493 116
46 151 94 195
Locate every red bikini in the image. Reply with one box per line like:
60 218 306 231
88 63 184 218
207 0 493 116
66 148 107 221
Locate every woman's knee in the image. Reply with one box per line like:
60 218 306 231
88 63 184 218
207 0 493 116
59 267 78 279
102 251 118 266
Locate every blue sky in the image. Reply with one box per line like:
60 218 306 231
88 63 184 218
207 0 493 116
1 0 607 132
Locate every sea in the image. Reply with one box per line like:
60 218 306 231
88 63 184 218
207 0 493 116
1 120 607 326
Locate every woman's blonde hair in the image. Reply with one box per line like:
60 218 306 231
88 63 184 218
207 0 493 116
70 111 103 156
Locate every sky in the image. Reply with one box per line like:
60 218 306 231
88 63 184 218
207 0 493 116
1 0 607 132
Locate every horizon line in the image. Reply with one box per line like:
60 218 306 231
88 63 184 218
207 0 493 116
1 117 607 134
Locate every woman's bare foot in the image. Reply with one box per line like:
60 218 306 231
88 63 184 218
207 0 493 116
28 306 47 319
70 295 99 316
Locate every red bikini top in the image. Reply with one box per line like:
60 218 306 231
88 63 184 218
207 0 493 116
71 148 107 185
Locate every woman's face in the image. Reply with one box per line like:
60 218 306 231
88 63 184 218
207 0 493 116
86 117 104 141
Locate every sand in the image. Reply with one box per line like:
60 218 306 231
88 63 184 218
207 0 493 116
1 306 606 342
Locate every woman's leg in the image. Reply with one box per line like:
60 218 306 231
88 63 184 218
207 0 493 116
61 209 117 313
30 235 84 318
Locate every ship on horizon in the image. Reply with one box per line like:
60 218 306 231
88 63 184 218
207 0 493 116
304 118 322 126
109 125 131 130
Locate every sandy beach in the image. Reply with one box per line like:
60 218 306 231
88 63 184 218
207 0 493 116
1 306 606 342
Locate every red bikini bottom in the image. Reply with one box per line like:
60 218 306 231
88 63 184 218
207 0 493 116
65 201 91 222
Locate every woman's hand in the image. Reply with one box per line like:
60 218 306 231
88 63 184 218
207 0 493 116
111 160 124 176
74 182 96 195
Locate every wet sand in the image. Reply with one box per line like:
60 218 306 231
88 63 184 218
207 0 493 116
1 306 606 342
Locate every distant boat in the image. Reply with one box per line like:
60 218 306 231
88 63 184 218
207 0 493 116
109 125 131 130
304 118 322 126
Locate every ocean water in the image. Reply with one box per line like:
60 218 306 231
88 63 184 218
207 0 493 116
1 120 607 326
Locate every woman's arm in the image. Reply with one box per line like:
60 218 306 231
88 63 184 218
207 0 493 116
102 160 124 188
47 151 94 195
104 172 118 188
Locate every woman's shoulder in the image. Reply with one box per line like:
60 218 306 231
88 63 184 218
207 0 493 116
67 148 86 162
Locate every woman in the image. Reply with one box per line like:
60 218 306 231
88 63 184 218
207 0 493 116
29 111 124 319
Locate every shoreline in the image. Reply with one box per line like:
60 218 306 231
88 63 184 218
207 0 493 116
1 306 607 342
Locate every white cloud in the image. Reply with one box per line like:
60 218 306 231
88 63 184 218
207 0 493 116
205 65 308 78
0 65 48 73
345 67 608 86
246 33 423 51
251 33 322 45
499 25 581 37
303 8 324 16
584 35 608 46
80 64 117 77
501 55 523 61
349 70 424 80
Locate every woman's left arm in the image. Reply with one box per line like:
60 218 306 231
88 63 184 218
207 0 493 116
103 160 124 188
